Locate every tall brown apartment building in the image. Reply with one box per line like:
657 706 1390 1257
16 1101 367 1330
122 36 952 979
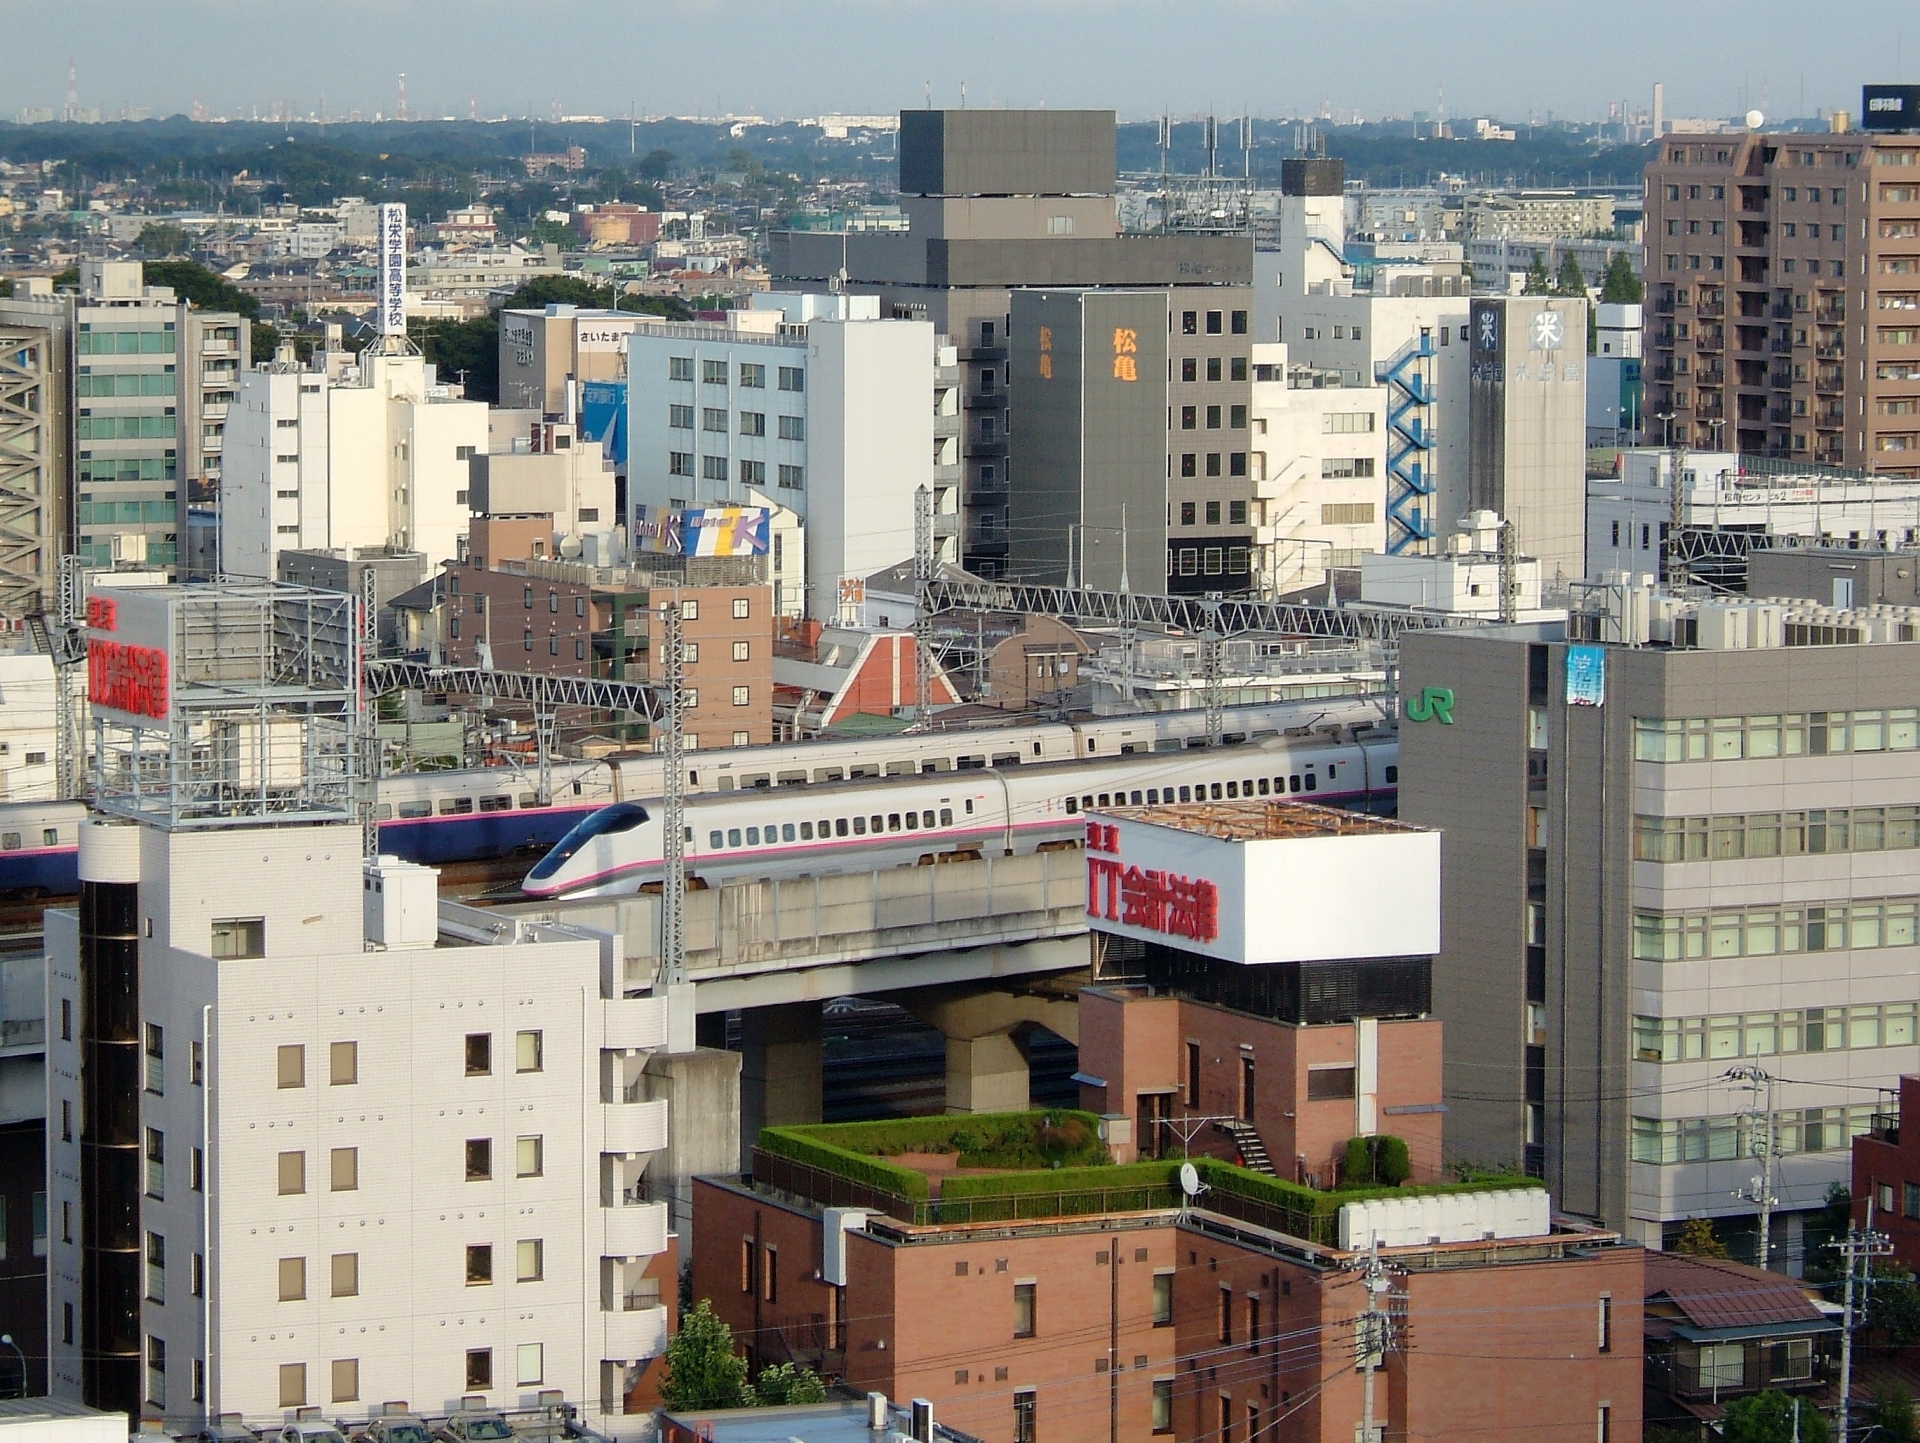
1642 127 1920 471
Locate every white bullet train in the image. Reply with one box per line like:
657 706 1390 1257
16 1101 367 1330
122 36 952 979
522 728 1401 899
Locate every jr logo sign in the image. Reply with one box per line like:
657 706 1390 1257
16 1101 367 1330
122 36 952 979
1405 687 1455 724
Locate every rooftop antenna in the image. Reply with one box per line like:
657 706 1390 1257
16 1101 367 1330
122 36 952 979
65 56 78 122
1205 113 1218 179
397 72 408 123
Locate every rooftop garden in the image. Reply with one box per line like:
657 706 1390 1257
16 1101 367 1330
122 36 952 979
753 1111 1535 1247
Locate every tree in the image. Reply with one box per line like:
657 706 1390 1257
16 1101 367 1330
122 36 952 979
1720 1391 1829 1443
411 315 500 404
1867 1266 1920 1345
134 222 190 258
636 148 675 182
753 1363 826 1406
1342 1135 1410 1187
141 260 260 319
1523 251 1554 295
1872 1382 1919 1443
1671 1216 1730 1258
1555 253 1589 299
660 1300 753 1411
1600 250 1644 306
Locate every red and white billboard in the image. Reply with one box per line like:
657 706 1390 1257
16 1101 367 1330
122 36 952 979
1085 812 1439 965
85 587 172 724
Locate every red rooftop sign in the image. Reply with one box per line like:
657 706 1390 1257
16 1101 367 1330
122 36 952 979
1085 821 1220 944
84 589 170 721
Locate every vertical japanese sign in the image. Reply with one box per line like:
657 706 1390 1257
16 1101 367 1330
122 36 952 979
1565 644 1606 707
1112 326 1138 382
1038 325 1053 381
378 203 408 337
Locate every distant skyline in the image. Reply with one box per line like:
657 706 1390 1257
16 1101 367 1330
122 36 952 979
0 0 1904 130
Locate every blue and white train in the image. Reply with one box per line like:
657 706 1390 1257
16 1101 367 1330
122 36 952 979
0 696 1391 897
522 729 1400 899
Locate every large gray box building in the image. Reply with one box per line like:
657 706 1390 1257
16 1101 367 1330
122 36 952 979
899 109 1116 197
1401 607 1920 1263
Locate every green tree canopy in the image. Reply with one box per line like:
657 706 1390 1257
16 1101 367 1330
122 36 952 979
753 1363 826 1406
1868 1266 1920 1345
142 260 260 319
500 274 692 323
134 222 190 258
1600 251 1645 306
1873 1382 1919 1443
1671 1216 1730 1258
1555 253 1589 299
660 1299 753 1411
1720 1391 1829 1443
411 315 500 404
1522 252 1554 295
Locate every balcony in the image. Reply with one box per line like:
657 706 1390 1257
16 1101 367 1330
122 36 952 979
1697 333 1724 352
1816 372 1845 394
603 1303 669 1364
604 1096 669 1154
1772 303 1794 319
1816 309 1846 325
964 391 1005 410
603 996 668 1051
1700 300 1726 318
603 1199 670 1259
1770 340 1793 354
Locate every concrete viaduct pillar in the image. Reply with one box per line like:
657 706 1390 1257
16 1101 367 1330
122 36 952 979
737 1001 823 1167
902 986 1082 1115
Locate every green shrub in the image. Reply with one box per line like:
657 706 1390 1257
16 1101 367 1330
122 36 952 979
1340 1135 1411 1188
756 1126 930 1201
760 1112 1110 1173
938 1161 1180 1221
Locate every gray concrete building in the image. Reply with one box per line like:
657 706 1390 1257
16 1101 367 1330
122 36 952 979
1400 592 1920 1268
771 108 1253 583
0 281 74 618
1467 295 1589 581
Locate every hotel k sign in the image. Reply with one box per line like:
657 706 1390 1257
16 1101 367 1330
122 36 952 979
1405 687 1455 724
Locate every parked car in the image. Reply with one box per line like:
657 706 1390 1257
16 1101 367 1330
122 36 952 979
436 1414 516 1443
357 1417 434 1443
277 1424 349 1443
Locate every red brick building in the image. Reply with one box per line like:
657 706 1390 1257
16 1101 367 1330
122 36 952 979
1852 1073 1920 1268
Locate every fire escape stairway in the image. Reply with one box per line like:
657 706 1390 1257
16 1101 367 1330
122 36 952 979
1216 1119 1276 1175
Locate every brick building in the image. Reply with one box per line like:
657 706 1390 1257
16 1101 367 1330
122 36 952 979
1853 1073 1920 1269
1641 116 1920 470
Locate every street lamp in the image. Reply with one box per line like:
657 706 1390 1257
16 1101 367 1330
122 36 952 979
0 1333 25 1399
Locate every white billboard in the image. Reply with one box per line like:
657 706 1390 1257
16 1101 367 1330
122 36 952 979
378 203 408 336
1084 811 1440 965
84 587 174 726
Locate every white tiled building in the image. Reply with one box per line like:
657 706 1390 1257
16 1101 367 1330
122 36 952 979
45 823 676 1433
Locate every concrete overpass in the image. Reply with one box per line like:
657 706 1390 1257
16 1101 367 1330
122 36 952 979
449 849 1095 1151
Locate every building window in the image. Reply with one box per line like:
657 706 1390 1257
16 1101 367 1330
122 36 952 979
145 1335 165 1410
278 1255 307 1301
331 1146 358 1191
669 403 694 430
517 1029 543 1072
1206 311 1223 335
1152 1379 1173 1434
517 1238 544 1282
1181 406 1197 430
277 1149 304 1195
778 463 805 489
212 916 265 959
739 459 766 486
778 414 804 441
1206 453 1222 477
1180 455 1197 479
466 1033 492 1075
778 366 805 392
1231 310 1249 335
1206 405 1222 430
330 1040 357 1085
146 1231 165 1303
733 686 751 706
1153 1272 1174 1325
670 357 694 382
331 1252 359 1298
739 363 765 388
466 1138 493 1181
332 1358 359 1404
1307 1065 1356 1100
702 359 728 386
701 406 728 433
669 452 693 477
1598 1294 1612 1351
1186 1041 1201 1106
733 597 751 619
467 1244 494 1286
144 1127 165 1198
517 1135 544 1177
702 455 728 481
1013 1391 1037 1443
1014 1281 1036 1337
278 1361 307 1409
466 1348 493 1391
739 411 766 437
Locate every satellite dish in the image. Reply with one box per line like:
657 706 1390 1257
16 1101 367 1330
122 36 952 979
1180 1162 1203 1198
1745 110 1765 131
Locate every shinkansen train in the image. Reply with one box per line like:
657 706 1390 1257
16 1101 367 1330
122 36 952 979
0 696 1390 897
522 729 1401 899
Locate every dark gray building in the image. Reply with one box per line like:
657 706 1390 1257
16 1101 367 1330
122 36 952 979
1400 595 1920 1267
771 109 1253 583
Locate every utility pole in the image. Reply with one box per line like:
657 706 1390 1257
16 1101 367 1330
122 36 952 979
912 484 935 728
1836 1196 1894 1443
1497 516 1519 624
1354 1242 1394 1443
659 593 688 985
1725 1063 1778 1270
1201 599 1224 749
1665 439 1690 589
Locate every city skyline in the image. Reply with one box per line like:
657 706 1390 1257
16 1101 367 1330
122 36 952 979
0 0 1902 130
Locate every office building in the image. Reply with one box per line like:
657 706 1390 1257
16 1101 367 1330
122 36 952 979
222 346 488 581
1248 343 1388 593
625 298 933 622
1588 303 1645 446
1400 587 1920 1262
44 583 685 1430
1466 295 1590 580
1641 120 1920 470
466 419 618 555
498 307 646 417
0 279 74 618
773 109 1252 578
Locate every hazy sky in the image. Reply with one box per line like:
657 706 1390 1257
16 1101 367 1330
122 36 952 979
0 0 1906 127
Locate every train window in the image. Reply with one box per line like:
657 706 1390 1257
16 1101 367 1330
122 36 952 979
744 775 771 789
921 759 944 773
398 802 431 819
1327 764 1337 778
904 812 918 830
836 818 850 837
1066 798 1079 814
710 831 724 849
1385 766 1398 784
965 800 974 815
0 833 17 850
850 765 877 779
1176 787 1189 802
1258 779 1271 796
800 822 814 840
1226 782 1238 799
993 754 1019 767
1304 774 1317 791
1098 794 1110 808
1210 784 1223 801
817 820 831 838
852 816 867 835
940 808 953 826
439 797 475 815
1146 790 1157 805
1082 795 1094 809
782 824 796 842
1290 776 1301 793
1130 791 1143 806
815 768 844 783
746 828 760 845
728 829 743 847
520 794 548 809
1032 742 1042 756
685 827 694 842
887 761 915 777
884 814 897 832
479 795 512 812
922 811 935 828
778 771 806 786
1244 779 1255 795
1274 778 1285 792
375 805 394 820
871 814 885 833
